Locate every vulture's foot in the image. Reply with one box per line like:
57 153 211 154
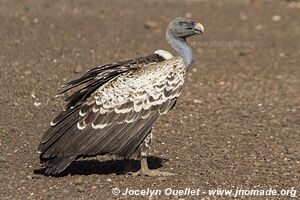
131 169 175 177
129 157 176 177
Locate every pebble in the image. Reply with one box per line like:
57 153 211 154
34 101 41 107
31 91 36 99
184 12 192 18
74 177 83 185
76 186 85 192
33 18 39 24
255 25 263 31
193 99 202 104
279 52 285 57
144 21 158 29
271 15 281 22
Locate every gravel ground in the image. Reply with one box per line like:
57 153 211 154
0 0 299 199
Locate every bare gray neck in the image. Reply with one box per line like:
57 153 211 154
166 30 194 68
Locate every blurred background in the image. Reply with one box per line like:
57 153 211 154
0 0 299 199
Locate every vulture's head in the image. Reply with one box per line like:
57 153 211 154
167 17 204 39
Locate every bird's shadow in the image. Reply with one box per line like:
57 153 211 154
34 156 166 177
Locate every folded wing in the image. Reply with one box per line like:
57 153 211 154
38 55 186 172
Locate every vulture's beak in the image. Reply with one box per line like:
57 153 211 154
194 23 204 35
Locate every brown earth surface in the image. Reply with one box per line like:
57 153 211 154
0 0 299 199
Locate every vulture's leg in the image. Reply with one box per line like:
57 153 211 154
130 132 175 177
132 156 175 177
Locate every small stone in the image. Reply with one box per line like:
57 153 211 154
74 66 83 73
279 52 285 57
34 101 41 107
76 186 85 192
24 70 31 75
33 18 39 23
144 21 158 29
255 25 263 31
193 99 202 104
31 91 36 98
185 12 192 18
74 177 83 185
21 16 29 22
271 15 281 22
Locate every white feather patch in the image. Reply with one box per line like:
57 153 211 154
154 50 173 60
77 122 86 130
114 107 131 114
134 103 143 112
92 123 107 129
92 106 100 113
50 121 56 126
79 110 86 117
100 107 107 114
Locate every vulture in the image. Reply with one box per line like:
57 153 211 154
38 17 204 176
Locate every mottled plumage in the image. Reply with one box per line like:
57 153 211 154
38 17 204 175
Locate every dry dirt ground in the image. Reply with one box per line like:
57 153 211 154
0 0 299 199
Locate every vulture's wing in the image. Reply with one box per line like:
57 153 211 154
38 54 186 174
59 53 166 109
